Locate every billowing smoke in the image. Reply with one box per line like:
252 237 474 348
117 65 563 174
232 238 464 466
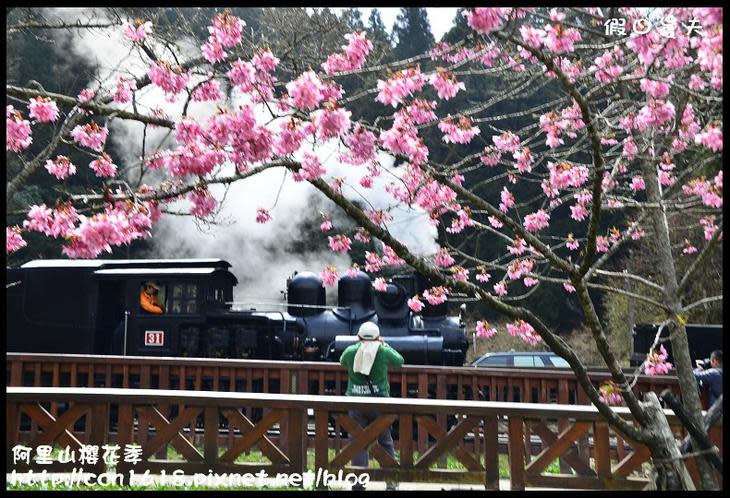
52 8 438 302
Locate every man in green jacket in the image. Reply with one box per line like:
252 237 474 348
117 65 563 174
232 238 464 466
340 322 404 491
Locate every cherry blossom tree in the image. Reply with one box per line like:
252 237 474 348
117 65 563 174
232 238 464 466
6 7 723 489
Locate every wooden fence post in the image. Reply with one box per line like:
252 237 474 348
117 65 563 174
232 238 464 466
508 416 525 490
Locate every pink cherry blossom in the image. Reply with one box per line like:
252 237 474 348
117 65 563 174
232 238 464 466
644 344 673 375
328 234 352 254
320 214 332 233
599 381 622 406
408 295 425 313
201 38 226 64
28 97 59 123
694 123 723 152
382 245 405 266
570 202 589 222
476 269 491 283
71 121 108 151
523 210 550 232
322 31 373 74
312 104 352 141
430 69 465 100
590 49 623 83
476 320 497 339
123 19 153 43
563 282 576 293
596 236 609 253
566 233 579 251
465 8 511 34
423 286 449 305
488 216 503 229
346 264 361 278
451 266 469 281
6 227 27 254
700 217 719 241
286 70 326 110
373 277 388 292
78 88 95 103
512 147 534 173
499 187 515 213
375 67 427 108
493 281 508 297
630 176 646 191
192 79 222 102
45 155 76 180
639 78 670 98
354 229 371 244
89 152 117 178
113 77 137 104
149 61 190 100
492 131 521 152
520 25 545 48
320 266 340 288
209 10 244 48
508 237 527 256
189 189 216 218
438 116 480 144
506 319 541 346
6 106 32 152
255 207 272 224
480 146 502 167
523 277 539 287
434 248 455 268
292 152 326 182
364 251 383 273
543 23 582 54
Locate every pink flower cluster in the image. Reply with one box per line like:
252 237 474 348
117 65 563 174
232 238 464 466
694 123 723 152
566 233 579 251
273 118 312 156
422 286 449 305
520 25 545 48
375 67 427 108
492 131 521 152
311 104 352 141
292 152 326 182
476 320 497 339
639 78 670 99
188 189 217 219
322 31 373 74
506 258 534 280
61 201 153 258
512 147 534 173
28 97 59 123
543 23 582 54
438 116 480 144
644 345 673 375
544 161 589 197
149 61 190 100
682 171 723 208
599 381 622 406
6 227 27 254
480 146 502 167
364 251 383 273
499 187 515 213
430 70 465 100
476 268 491 283
380 125 428 166
256 207 272 224
341 124 377 165
465 8 511 34
71 122 108 151
286 70 326 111
320 213 332 232
373 277 388 292
78 88 96 103
123 19 152 43
209 10 244 48
493 281 508 297
320 266 339 288
434 248 455 268
682 239 698 255
89 152 117 178
113 77 137 104
523 210 550 232
699 216 719 241
590 48 624 83
407 295 424 313
45 156 76 180
394 99 438 127
6 106 32 152
451 266 469 281
506 319 541 346
23 203 78 239
192 79 222 102
382 245 405 265
328 234 352 254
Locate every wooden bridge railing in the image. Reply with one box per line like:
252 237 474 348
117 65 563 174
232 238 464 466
6 387 721 490
5 352 694 473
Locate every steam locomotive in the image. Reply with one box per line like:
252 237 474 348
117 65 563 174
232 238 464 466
6 259 469 366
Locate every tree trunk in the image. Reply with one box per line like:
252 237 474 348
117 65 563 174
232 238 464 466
639 161 719 490
643 392 696 490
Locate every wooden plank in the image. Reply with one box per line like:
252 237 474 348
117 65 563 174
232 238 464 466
415 415 481 471
220 409 288 464
508 416 526 490
141 405 203 461
526 473 648 490
594 421 611 478
400 414 413 469
526 422 592 475
417 373 428 455
21 403 84 450
484 415 499 490
89 403 108 475
337 415 399 468
330 414 397 468
27 403 89 448
436 374 448 468
314 410 329 473
287 408 306 476
612 445 651 478
203 407 218 465
529 421 595 476
9 360 23 387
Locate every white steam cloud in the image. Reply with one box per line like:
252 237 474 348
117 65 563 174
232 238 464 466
53 8 438 302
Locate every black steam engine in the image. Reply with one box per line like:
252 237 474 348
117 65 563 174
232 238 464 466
6 259 468 366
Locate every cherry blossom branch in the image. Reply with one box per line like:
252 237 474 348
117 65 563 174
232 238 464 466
677 221 724 297
6 85 175 128
682 295 723 313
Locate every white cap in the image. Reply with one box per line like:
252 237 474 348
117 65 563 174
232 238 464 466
357 322 380 341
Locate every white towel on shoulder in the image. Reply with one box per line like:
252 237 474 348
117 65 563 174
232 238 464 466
354 341 380 376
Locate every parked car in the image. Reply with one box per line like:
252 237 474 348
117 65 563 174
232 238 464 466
470 351 571 368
